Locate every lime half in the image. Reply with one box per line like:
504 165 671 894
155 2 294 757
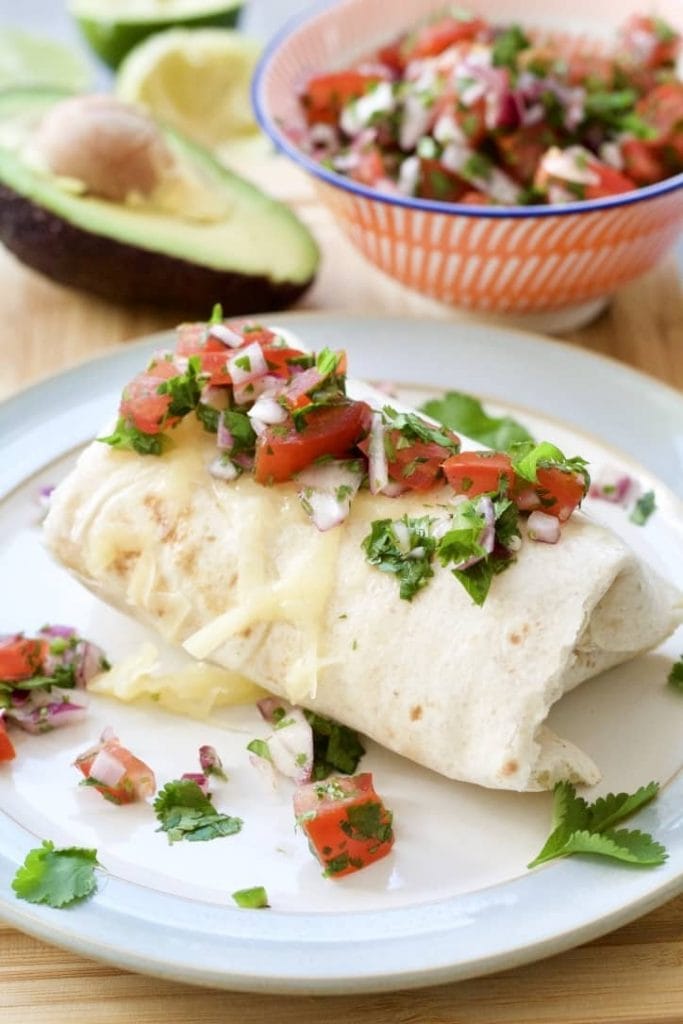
116 27 261 148
0 29 91 91
68 0 243 69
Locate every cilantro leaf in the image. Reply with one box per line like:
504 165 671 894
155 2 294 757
362 515 436 601
492 24 530 69
510 441 589 489
630 490 656 526
419 391 534 451
668 656 683 692
340 800 394 844
452 553 508 607
98 417 167 456
557 828 667 866
303 710 366 779
153 779 242 844
529 781 666 869
196 402 220 434
209 302 223 324
156 355 205 418
12 840 99 908
221 410 256 454
232 886 270 909
382 406 461 454
586 782 660 832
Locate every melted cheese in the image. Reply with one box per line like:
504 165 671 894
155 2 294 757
89 643 266 718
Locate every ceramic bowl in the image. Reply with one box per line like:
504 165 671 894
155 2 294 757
253 0 683 331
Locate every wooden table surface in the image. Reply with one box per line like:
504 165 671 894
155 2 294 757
1 156 682 1023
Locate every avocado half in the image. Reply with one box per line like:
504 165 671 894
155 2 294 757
0 88 319 313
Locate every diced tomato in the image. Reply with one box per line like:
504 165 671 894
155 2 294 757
620 138 667 185
564 52 614 88
442 451 515 497
417 158 465 201
636 82 683 146
496 124 557 186
584 162 636 199
302 71 385 125
0 717 16 762
430 89 487 147
294 772 394 878
402 15 487 61
75 737 156 805
374 39 406 74
532 466 587 521
119 359 181 435
254 401 372 484
176 325 232 386
0 635 47 682
620 15 681 70
262 346 309 379
350 146 386 186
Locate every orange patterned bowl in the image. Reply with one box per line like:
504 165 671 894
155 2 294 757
253 0 683 330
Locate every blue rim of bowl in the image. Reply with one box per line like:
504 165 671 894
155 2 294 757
252 0 683 220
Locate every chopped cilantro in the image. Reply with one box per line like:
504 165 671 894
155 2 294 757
528 780 666 868
463 151 493 181
246 738 272 761
492 24 530 69
382 406 460 454
315 347 342 377
362 515 437 601
98 418 167 456
303 710 365 779
340 801 393 844
209 303 223 324
323 852 363 877
667 656 683 692
153 779 242 844
510 441 590 492
234 354 251 373
12 840 100 908
156 355 205 418
232 886 270 909
653 17 677 43
419 391 534 451
630 490 656 526
196 402 220 434
221 410 257 453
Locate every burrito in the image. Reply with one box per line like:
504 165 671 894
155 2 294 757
43 321 681 792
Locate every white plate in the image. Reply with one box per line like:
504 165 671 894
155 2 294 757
0 313 682 994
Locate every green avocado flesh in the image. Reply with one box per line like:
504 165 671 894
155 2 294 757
0 88 319 312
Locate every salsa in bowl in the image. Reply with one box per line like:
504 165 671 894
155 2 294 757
253 0 683 328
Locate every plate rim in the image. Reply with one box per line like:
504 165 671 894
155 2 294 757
0 311 682 994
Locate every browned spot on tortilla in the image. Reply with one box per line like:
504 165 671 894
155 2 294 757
502 759 519 776
509 623 530 645
111 550 140 575
410 705 423 721
178 546 197 575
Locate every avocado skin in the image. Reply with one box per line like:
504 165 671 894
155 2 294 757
0 183 313 313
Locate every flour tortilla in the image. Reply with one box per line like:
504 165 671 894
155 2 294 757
44 401 681 791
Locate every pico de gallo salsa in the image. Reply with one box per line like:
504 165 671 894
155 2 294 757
100 308 590 605
292 10 683 205
0 626 109 762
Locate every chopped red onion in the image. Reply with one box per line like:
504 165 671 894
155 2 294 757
527 510 561 544
200 384 230 410
381 480 407 498
248 394 287 426
90 747 127 788
257 696 289 723
233 374 281 407
515 487 541 511
38 484 55 508
267 707 313 785
589 468 637 506
477 496 496 555
538 145 599 186
216 415 234 451
199 744 226 780
400 90 432 151
8 698 88 734
368 412 388 494
208 455 240 482
296 459 364 531
75 640 108 687
39 624 77 639
181 771 210 796
227 342 268 386
208 323 243 348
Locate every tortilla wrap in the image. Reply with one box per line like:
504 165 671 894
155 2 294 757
43 397 681 792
